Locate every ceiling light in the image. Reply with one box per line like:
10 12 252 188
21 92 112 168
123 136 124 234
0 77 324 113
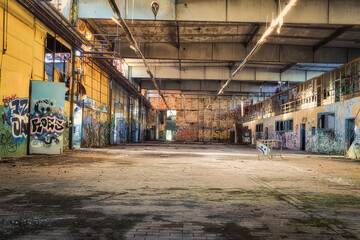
85 33 92 40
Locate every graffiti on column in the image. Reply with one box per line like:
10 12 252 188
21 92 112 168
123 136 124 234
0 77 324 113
131 119 138 142
116 118 127 143
100 120 110 147
81 108 93 147
30 99 64 148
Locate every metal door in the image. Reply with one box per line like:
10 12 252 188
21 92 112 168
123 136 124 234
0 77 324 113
265 127 269 140
29 81 65 154
300 124 306 151
345 119 355 151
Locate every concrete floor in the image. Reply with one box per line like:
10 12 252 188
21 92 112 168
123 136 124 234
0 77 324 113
0 143 360 240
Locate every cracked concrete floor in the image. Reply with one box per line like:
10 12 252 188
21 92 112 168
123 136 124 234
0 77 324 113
0 143 360 240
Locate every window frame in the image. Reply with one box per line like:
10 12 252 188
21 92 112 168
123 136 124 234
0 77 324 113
317 112 335 131
256 123 264 133
275 119 294 132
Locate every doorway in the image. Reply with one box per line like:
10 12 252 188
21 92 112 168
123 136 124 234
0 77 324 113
265 127 269 140
165 110 176 141
300 123 306 151
345 118 355 151
73 103 82 149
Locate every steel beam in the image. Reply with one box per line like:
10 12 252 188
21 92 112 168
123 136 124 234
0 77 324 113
78 0 360 25
116 43 359 63
313 26 354 51
141 79 283 94
132 66 324 82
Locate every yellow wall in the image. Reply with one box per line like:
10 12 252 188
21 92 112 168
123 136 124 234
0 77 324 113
0 0 72 156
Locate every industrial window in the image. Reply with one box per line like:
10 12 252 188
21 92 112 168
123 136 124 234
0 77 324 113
288 119 294 131
45 34 71 100
318 113 335 130
312 127 316 135
275 119 293 132
256 124 263 133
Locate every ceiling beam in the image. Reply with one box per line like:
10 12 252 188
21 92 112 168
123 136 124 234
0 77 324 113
77 0 360 25
280 63 296 73
244 24 260 48
313 25 354 51
140 79 294 94
131 66 325 83
116 42 360 63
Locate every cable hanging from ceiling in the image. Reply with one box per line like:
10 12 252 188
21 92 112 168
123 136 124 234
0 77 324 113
107 0 169 109
206 0 298 109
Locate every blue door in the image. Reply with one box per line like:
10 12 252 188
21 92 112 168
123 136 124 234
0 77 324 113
29 81 65 154
300 124 306 151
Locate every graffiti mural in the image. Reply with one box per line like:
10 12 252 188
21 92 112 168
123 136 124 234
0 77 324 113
116 117 127 143
29 81 65 154
2 94 17 108
176 128 198 142
8 98 29 143
0 128 17 155
100 112 110 147
82 108 93 148
131 118 138 142
0 96 29 157
175 128 231 142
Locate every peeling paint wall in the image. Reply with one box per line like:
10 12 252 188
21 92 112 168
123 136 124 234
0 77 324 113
148 92 241 142
242 58 360 158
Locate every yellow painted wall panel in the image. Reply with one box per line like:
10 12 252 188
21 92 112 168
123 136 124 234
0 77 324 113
101 85 108 95
93 70 100 81
101 93 108 105
93 91 100 102
5 1 34 28
34 26 46 44
0 70 29 98
32 59 44 80
6 34 34 66
33 41 44 61
93 80 100 91
8 15 34 44
2 55 31 76
85 85 92 98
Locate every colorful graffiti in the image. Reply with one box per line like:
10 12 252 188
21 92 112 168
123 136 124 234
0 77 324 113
81 108 92 147
176 128 198 141
30 99 64 148
100 120 110 147
2 94 17 107
0 128 17 155
0 96 29 157
29 81 65 154
30 116 64 135
175 128 231 142
8 98 29 143
81 108 110 147
131 119 138 142
116 117 127 143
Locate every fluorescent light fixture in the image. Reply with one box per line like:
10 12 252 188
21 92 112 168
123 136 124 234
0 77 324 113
215 0 298 98
75 50 81 57
129 44 137 52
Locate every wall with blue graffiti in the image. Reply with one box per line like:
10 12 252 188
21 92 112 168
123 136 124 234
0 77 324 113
0 95 29 157
29 81 65 154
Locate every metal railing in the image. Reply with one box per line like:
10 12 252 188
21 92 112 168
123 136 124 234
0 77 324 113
257 139 284 160
240 77 360 123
